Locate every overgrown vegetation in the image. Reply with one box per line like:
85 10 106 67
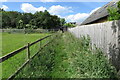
15 32 117 79
64 23 76 28
107 1 120 21
0 9 66 29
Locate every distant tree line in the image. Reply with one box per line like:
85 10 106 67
0 9 66 29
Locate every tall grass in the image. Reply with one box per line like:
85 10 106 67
16 32 117 79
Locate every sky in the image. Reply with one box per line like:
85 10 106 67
0 1 108 23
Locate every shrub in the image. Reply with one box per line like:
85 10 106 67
64 23 76 28
107 1 120 21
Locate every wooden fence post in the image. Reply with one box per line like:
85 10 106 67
27 43 30 60
49 35 51 42
39 41 41 50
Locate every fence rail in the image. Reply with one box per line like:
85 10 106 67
0 35 51 63
1 29 59 33
1 34 57 80
8 37 54 80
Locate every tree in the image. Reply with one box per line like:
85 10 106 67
60 18 66 26
33 10 61 29
0 8 4 11
118 1 120 8
21 13 34 24
2 11 11 28
17 20 23 29
1 10 66 29
29 19 38 29
107 1 120 21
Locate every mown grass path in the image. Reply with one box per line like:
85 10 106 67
16 32 117 79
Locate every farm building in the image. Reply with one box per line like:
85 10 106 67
69 0 120 71
81 0 119 25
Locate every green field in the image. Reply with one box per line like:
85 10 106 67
1 32 50 78
16 32 118 79
2 33 50 56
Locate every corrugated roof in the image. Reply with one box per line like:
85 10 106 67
81 0 119 25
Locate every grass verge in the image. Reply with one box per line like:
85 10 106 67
15 32 117 79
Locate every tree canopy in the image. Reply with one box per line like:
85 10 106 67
0 9 66 29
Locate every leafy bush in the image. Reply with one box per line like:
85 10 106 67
64 23 76 28
107 1 120 21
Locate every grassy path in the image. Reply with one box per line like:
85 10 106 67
16 32 117 78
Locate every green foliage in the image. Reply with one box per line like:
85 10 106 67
118 1 120 8
17 20 24 29
60 18 66 26
16 32 117 78
107 1 120 21
1 10 64 29
64 23 76 27
2 11 21 28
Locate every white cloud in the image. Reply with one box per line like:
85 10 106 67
65 13 89 22
1 5 9 10
65 7 101 23
40 0 56 2
48 5 72 15
21 3 46 13
21 3 72 15
20 3 100 23
0 0 7 2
